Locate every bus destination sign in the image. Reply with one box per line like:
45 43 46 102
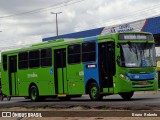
119 34 153 40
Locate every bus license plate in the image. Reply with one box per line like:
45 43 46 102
139 81 147 85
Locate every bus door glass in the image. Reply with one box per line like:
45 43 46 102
54 48 67 94
8 55 18 96
98 41 115 92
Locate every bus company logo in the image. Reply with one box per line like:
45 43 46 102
79 71 84 76
108 24 134 34
2 112 11 117
27 72 38 78
1 112 42 118
50 68 54 74
134 75 140 79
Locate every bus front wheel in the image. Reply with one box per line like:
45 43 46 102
30 86 39 102
119 91 134 100
88 82 103 101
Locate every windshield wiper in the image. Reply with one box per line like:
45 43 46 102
128 42 139 60
135 47 139 60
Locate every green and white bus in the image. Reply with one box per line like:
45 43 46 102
1 32 158 101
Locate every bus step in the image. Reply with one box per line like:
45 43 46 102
58 94 67 97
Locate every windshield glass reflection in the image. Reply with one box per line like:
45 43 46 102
119 43 156 67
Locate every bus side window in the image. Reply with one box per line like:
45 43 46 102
18 52 29 69
29 50 40 68
2 55 7 71
41 48 52 67
82 42 96 62
68 44 81 64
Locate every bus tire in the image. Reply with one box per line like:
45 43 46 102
30 86 39 102
88 82 103 101
119 91 134 100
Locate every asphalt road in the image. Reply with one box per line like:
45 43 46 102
0 91 160 110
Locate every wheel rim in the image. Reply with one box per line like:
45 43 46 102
31 89 37 100
91 86 98 99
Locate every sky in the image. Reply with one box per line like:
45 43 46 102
0 0 160 50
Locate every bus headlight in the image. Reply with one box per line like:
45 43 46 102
120 74 130 80
120 74 125 78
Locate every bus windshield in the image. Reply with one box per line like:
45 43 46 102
119 43 156 67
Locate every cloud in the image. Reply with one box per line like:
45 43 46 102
0 0 160 49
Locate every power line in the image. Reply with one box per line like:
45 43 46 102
38 2 160 36
0 0 86 19
1 0 160 49
1 14 160 51
2 23 160 51
75 3 160 30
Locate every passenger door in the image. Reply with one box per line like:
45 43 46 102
8 55 19 96
54 48 67 94
98 41 115 92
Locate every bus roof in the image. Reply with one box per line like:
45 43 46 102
1 32 153 55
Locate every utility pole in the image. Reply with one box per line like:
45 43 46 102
51 12 62 36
